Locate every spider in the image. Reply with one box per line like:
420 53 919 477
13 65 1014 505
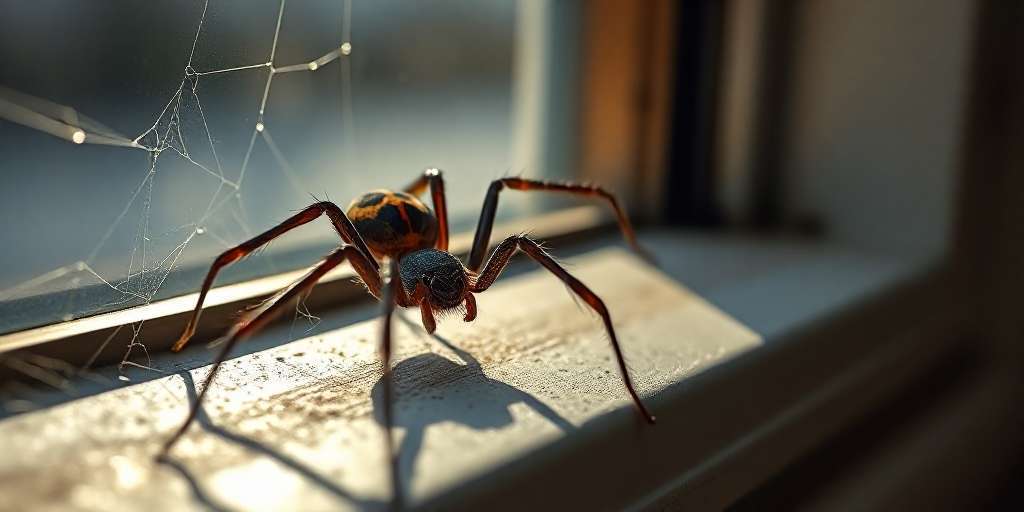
160 169 656 464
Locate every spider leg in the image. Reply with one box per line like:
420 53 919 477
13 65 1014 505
463 292 477 322
418 300 437 334
472 235 656 424
402 168 449 251
380 258 403 508
397 275 435 333
466 178 654 271
173 201 376 352
161 245 381 455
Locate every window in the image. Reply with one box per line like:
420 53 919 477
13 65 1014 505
1 0 1013 510
0 1 553 335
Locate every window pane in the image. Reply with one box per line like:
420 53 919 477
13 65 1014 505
0 1 544 334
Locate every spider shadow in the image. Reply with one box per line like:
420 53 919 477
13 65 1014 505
158 370 386 512
373 315 577 500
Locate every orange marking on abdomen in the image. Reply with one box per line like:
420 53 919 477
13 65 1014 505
346 189 439 259
396 202 412 230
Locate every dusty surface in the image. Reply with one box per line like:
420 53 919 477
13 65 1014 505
0 249 760 511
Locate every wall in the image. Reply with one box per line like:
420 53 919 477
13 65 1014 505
782 0 975 259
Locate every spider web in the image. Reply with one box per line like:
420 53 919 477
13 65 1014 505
0 0 356 377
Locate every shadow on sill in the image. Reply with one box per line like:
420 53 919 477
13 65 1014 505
160 369 384 512
727 342 985 510
158 318 577 512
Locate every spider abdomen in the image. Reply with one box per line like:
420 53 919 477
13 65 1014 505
347 189 438 259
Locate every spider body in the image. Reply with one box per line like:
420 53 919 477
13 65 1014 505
347 186 472 321
347 189 438 259
163 169 658 505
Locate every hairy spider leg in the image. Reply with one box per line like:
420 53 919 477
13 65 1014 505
472 234 657 424
467 178 655 271
402 168 450 251
379 258 403 509
379 258 443 507
172 202 376 352
161 245 382 454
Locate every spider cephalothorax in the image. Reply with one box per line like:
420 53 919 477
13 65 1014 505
399 249 470 311
163 168 657 506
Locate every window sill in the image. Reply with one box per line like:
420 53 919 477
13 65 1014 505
0 230 962 511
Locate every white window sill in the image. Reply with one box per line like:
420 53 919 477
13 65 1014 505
0 230 960 511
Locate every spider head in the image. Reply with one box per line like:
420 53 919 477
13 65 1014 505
399 249 470 310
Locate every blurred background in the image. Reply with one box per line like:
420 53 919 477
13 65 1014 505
0 0 1022 507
